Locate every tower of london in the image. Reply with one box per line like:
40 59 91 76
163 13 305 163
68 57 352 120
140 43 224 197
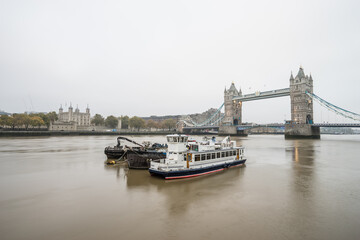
50 104 92 131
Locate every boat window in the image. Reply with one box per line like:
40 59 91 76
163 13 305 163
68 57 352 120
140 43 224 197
191 145 199 151
184 154 187 161
179 137 184 142
233 150 236 155
195 155 200 161
201 154 206 160
167 137 172 142
211 153 215 159
221 152 225 158
206 154 211 160
173 137 178 142
226 151 229 157
217 152 220 158
184 137 188 142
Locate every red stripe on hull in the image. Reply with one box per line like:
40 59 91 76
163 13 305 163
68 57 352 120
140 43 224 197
165 163 244 180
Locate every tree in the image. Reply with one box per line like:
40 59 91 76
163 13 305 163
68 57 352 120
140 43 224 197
129 116 145 131
146 120 159 129
105 115 118 129
35 113 50 127
0 115 13 128
162 118 177 130
30 116 45 128
47 112 58 124
12 114 30 129
91 114 105 126
120 115 129 129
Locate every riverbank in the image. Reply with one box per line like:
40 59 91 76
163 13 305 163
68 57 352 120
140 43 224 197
0 130 177 137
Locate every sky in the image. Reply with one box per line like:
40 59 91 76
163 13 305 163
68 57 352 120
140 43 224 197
1 0 360 123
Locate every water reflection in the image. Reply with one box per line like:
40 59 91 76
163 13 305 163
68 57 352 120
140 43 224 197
289 140 316 196
104 162 129 179
285 140 318 237
105 163 246 216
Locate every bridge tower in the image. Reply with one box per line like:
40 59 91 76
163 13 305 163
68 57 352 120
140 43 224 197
290 66 314 124
286 66 320 139
223 82 242 125
219 82 246 135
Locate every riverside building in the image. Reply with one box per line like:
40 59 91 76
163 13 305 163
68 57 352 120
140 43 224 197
49 104 92 131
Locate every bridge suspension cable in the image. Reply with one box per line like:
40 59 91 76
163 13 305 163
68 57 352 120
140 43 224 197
180 103 225 127
306 91 360 121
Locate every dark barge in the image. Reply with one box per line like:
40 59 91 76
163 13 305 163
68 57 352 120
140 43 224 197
104 137 167 169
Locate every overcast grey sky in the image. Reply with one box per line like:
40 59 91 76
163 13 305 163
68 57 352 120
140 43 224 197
1 0 360 123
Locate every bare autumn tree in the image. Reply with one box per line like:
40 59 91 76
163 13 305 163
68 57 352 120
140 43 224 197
30 116 45 128
129 116 146 131
146 119 159 129
91 114 105 126
161 118 177 130
105 115 118 129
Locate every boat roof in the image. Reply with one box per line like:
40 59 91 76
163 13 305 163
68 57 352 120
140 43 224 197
166 134 188 137
188 147 244 154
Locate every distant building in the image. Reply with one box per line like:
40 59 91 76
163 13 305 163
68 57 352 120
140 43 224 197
0 110 11 116
49 104 92 131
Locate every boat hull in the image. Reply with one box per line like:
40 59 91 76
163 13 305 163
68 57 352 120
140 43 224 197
127 151 166 169
149 159 246 179
104 148 126 159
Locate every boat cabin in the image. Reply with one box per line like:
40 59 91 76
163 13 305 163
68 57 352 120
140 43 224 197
166 134 188 163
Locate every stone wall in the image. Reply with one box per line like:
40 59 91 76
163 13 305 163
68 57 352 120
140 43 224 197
285 124 320 139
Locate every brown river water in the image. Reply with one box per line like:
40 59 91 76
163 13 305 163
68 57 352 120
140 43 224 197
1 135 360 240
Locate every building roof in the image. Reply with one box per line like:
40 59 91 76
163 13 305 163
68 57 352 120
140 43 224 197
296 66 305 79
227 83 239 95
290 72 294 80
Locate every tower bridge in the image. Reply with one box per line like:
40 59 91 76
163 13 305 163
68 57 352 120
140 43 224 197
180 66 360 139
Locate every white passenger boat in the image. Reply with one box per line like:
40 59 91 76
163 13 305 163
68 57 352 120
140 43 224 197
149 134 246 180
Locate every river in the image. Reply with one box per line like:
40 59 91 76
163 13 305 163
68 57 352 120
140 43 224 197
0 135 360 240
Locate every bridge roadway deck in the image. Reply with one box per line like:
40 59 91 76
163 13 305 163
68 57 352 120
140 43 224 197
183 123 360 130
232 88 290 102
312 123 360 127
